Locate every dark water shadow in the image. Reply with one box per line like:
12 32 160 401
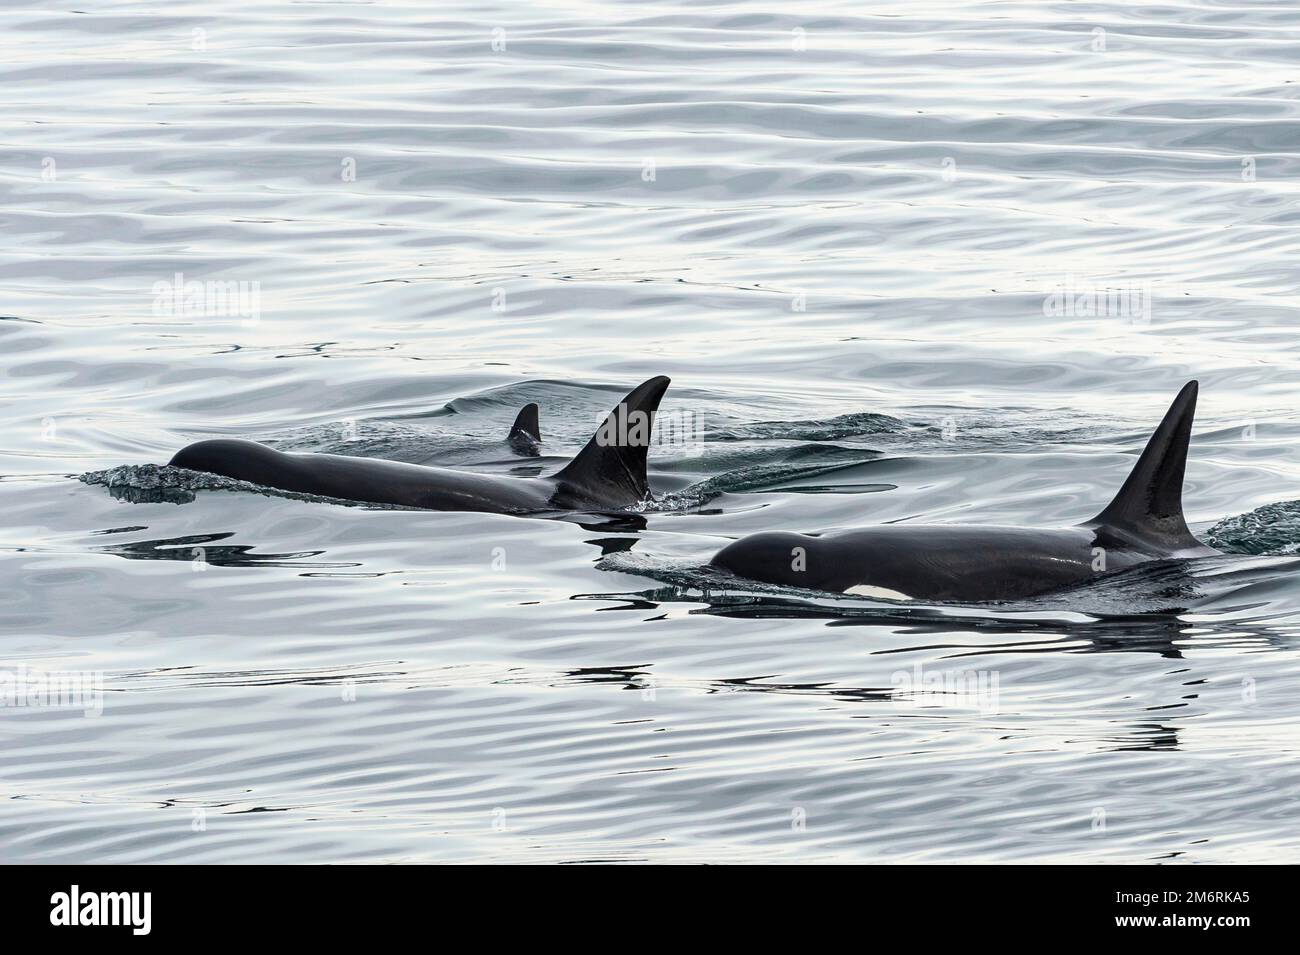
94 531 360 570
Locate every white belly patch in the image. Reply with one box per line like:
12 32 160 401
844 584 913 601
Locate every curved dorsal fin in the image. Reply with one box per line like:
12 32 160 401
554 376 670 506
507 402 540 452
1083 380 1199 545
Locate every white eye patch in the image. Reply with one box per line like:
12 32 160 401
844 584 912 601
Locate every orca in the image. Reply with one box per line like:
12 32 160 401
507 402 541 455
169 376 669 513
709 381 1219 602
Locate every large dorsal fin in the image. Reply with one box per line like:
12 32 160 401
1083 380 1200 545
554 376 670 506
507 402 540 453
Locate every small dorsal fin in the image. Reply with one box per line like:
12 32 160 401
554 376 670 506
1083 380 1199 545
507 402 540 452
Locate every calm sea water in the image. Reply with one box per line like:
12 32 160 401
3 0 1300 863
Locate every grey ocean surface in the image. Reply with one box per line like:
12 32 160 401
3 0 1300 863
